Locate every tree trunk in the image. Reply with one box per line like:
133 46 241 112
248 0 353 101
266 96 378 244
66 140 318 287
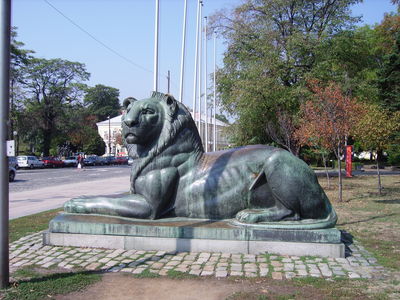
337 145 343 202
322 152 330 189
376 157 382 195
42 128 52 157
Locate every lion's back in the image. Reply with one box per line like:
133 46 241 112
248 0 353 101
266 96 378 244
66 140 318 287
174 145 282 218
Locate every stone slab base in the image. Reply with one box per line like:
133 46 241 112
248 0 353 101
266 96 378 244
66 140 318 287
43 213 345 257
43 231 344 257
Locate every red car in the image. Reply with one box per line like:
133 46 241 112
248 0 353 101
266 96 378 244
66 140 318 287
114 156 128 165
41 157 65 168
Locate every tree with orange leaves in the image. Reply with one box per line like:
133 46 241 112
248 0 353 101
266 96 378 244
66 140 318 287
296 81 361 202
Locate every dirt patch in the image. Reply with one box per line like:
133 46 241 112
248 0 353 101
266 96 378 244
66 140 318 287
55 273 330 300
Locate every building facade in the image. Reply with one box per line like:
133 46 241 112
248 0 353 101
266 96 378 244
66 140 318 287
96 112 230 156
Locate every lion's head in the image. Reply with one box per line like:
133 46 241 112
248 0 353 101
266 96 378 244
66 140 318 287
122 92 204 191
122 93 178 147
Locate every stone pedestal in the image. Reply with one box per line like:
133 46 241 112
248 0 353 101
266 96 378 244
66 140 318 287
43 213 345 258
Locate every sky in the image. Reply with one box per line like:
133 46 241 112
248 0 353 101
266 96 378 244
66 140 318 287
11 0 398 113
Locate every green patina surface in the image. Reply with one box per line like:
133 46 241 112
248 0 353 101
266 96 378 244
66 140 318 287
49 213 341 243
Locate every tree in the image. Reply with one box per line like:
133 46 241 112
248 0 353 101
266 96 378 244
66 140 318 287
21 58 89 156
210 0 361 147
295 81 361 202
84 84 121 121
377 32 400 112
353 104 400 194
10 28 34 141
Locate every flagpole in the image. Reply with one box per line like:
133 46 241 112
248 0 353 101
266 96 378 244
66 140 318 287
153 0 159 92
204 16 208 152
192 0 201 122
178 0 187 102
213 31 217 152
197 2 203 140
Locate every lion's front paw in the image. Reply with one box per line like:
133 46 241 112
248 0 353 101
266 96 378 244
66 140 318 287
64 198 88 214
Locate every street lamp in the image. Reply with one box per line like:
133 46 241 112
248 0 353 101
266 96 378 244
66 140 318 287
108 116 111 156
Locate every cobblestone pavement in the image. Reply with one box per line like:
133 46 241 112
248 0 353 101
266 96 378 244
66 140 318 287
9 232 385 280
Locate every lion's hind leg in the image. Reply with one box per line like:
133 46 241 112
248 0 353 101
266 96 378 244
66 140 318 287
235 206 298 223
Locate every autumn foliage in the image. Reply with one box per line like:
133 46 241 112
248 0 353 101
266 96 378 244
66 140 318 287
296 81 361 152
295 81 362 201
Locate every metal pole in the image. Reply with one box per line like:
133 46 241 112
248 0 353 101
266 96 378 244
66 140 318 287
204 16 208 152
178 0 187 103
167 70 170 94
0 0 11 288
213 31 217 152
197 2 203 140
108 116 111 156
153 0 159 92
192 0 201 123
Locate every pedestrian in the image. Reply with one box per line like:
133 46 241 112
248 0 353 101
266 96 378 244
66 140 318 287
77 155 84 169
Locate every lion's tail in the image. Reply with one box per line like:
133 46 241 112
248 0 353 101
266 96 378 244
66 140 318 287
233 206 338 230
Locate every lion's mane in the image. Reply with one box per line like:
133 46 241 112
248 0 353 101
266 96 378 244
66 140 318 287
123 92 204 193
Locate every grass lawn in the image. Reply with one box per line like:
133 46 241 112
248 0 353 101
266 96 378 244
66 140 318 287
2 174 400 299
9 209 62 243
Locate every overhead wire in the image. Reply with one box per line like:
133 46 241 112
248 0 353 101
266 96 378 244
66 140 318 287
43 0 175 89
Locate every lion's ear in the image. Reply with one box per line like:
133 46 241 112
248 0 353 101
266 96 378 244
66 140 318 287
165 94 178 116
123 97 137 109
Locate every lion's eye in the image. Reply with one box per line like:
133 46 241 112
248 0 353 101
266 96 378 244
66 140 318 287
142 108 154 114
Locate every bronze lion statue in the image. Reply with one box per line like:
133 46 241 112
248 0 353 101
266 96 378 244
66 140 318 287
64 92 337 228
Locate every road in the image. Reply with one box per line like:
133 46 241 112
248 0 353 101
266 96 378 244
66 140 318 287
9 165 131 219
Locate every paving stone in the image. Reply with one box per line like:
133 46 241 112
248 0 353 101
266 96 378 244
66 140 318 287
230 264 242 271
285 272 296 279
158 269 169 276
132 268 146 274
200 270 214 276
271 261 283 267
151 262 164 269
229 271 243 276
271 272 283 280
332 270 346 276
283 263 294 271
259 268 269 277
189 269 201 276
348 272 361 278
297 269 308 276
215 271 228 278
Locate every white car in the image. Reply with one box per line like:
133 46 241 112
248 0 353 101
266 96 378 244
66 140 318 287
17 156 44 169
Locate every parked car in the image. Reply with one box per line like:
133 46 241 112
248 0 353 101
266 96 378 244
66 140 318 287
9 166 16 182
83 156 98 166
63 156 78 167
103 156 116 165
41 157 64 168
8 156 18 169
114 156 128 165
17 156 44 169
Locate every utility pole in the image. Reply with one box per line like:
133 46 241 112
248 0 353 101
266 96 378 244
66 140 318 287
204 16 208 152
153 0 159 92
192 0 201 123
0 0 11 288
179 0 187 103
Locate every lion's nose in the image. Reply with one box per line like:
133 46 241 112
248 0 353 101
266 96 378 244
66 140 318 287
124 114 138 127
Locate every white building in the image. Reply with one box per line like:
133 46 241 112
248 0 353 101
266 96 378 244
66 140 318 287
96 112 230 156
